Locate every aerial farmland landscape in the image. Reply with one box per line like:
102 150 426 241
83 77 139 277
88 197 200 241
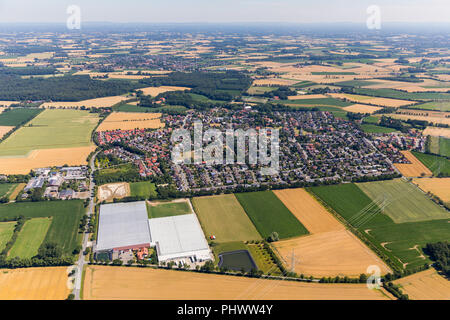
0 0 448 311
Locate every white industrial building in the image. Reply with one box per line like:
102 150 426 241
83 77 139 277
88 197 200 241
148 214 212 263
95 201 151 253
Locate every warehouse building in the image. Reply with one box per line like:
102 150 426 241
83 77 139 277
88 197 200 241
95 201 151 255
148 214 212 263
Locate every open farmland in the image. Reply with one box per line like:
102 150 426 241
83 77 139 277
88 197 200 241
83 266 390 300
410 101 450 112
357 179 448 223
0 108 42 126
41 95 129 109
0 222 15 252
412 178 450 203
423 127 450 139
309 184 450 271
129 181 157 199
0 183 18 198
139 86 190 96
8 217 52 259
0 146 96 175
96 112 163 131
0 201 85 255
393 268 450 300
394 151 433 177
0 126 13 139
329 93 414 108
342 104 382 114
274 230 391 277
281 97 352 108
235 191 309 240
192 194 262 243
147 200 192 219
273 188 390 277
411 151 450 177
0 109 99 157
0 267 71 300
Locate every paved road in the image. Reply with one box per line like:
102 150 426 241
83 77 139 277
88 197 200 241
72 151 98 300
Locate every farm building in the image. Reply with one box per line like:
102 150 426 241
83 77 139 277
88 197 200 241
148 214 211 263
95 201 151 255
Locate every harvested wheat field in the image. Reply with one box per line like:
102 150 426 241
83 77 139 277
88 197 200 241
394 151 433 177
83 266 390 300
343 104 382 114
274 230 391 278
140 86 190 96
98 182 130 202
273 188 343 234
0 126 14 138
8 183 26 201
287 94 328 100
412 178 450 203
0 101 19 107
0 267 71 300
272 188 390 277
394 268 450 300
389 113 450 126
41 95 129 109
423 127 450 138
0 146 96 174
96 112 164 131
329 93 413 108
253 78 299 86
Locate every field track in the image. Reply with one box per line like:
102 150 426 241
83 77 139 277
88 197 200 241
83 266 390 300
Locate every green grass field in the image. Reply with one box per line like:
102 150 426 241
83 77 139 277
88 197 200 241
411 151 450 176
281 97 352 107
428 136 440 154
309 184 450 271
0 221 15 252
8 217 52 259
0 200 85 256
247 243 283 275
0 183 18 198
247 86 278 95
129 182 157 199
361 124 397 134
192 194 262 243
0 109 99 157
235 191 309 240
293 81 316 88
353 88 450 101
335 80 381 87
438 137 450 158
407 101 450 112
357 179 448 223
147 201 191 219
0 108 42 126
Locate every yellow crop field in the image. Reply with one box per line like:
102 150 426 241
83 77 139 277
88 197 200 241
0 146 96 174
329 93 413 108
41 95 130 109
412 178 450 202
83 266 390 300
394 151 433 177
272 189 390 277
343 104 382 114
423 127 450 138
96 112 164 131
0 267 71 300
140 86 190 96
394 268 450 300
0 126 14 139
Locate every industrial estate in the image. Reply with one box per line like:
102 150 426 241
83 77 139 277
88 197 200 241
0 15 448 302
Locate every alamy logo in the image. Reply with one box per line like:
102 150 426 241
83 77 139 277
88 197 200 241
67 5 81 30
171 121 280 175
367 5 381 30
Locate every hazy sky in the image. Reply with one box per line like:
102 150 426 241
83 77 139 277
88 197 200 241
0 0 448 24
